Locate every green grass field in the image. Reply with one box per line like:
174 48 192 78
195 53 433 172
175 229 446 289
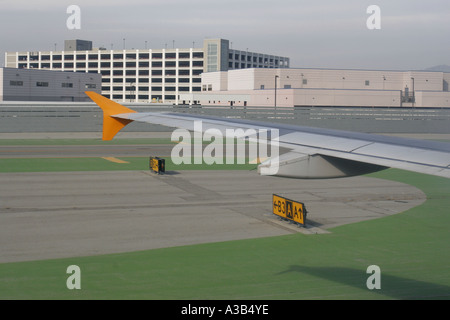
0 139 449 300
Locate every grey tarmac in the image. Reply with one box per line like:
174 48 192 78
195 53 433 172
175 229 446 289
0 169 425 263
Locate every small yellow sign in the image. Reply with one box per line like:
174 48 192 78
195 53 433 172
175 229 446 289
150 157 165 174
272 194 306 225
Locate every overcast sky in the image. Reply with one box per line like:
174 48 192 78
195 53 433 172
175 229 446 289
1 0 449 70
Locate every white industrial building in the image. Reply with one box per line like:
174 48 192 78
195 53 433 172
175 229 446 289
0 67 101 102
186 68 450 108
4 39 289 104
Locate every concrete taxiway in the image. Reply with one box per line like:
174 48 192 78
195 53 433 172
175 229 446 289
0 169 425 263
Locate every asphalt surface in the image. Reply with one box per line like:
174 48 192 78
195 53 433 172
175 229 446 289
0 168 425 263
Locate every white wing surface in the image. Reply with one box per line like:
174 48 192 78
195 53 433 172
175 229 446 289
86 91 450 179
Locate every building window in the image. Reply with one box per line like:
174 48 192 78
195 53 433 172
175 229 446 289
178 61 190 68
180 52 191 59
85 84 97 89
365 80 370 86
207 43 218 72
10 80 23 86
260 85 265 90
62 83 73 88
36 82 49 87
192 52 203 59
302 79 308 85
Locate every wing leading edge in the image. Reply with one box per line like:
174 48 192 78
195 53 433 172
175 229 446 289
86 91 450 179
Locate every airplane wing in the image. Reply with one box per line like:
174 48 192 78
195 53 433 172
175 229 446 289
85 91 450 179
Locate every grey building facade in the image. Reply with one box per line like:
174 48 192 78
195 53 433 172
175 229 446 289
0 67 101 102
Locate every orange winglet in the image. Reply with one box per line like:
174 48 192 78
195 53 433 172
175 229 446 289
85 91 137 140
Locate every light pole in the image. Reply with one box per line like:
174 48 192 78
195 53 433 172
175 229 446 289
274 75 279 109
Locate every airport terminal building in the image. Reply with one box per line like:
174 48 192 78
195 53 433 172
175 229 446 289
4 39 290 104
192 68 450 108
